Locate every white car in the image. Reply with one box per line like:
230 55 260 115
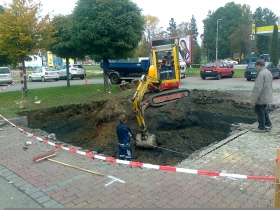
28 66 59 82
58 64 86 80
0 67 13 85
224 59 238 65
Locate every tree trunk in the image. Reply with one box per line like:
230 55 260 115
103 58 109 93
21 59 29 103
66 57 70 88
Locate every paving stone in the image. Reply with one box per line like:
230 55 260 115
14 180 28 187
1 171 14 178
1 171 17 180
57 179 72 187
9 176 23 183
0 168 9 174
41 185 58 192
41 199 61 208
19 183 33 191
36 195 52 204
51 203 65 208
25 187 39 195
5 173 18 180
30 191 45 199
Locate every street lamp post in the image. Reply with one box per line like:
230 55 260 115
216 19 222 61
38 50 44 66
249 21 254 63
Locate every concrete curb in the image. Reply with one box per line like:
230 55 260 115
0 116 28 128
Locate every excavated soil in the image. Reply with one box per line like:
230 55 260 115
20 89 267 166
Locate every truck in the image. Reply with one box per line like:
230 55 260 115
241 54 270 64
131 43 190 148
260 54 270 62
100 59 150 84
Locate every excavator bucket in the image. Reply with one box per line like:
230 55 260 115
115 81 131 92
135 133 157 149
130 79 140 88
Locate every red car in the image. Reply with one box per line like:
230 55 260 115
200 61 234 80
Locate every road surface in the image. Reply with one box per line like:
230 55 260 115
1 77 280 92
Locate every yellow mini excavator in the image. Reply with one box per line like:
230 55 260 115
131 44 190 148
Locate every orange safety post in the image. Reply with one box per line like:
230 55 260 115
274 148 280 208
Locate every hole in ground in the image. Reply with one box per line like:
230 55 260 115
20 90 259 166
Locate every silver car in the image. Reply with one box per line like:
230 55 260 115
0 67 13 85
28 66 59 82
58 64 86 80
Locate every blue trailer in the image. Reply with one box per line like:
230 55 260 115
241 57 259 64
100 59 150 84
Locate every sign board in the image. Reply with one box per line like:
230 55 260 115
151 35 193 64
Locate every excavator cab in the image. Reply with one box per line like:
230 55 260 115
149 45 181 88
131 44 190 148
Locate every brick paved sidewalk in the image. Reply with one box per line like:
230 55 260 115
0 115 278 208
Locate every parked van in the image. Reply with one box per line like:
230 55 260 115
0 67 13 85
28 66 59 82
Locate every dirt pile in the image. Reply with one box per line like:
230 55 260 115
20 89 270 166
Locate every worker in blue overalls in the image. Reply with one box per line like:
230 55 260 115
116 114 136 160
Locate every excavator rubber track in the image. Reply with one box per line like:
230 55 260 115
148 88 190 106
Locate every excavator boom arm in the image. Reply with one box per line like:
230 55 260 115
131 74 160 130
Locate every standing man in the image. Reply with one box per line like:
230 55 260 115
251 59 273 132
116 114 136 160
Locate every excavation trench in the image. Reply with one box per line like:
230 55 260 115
20 90 260 166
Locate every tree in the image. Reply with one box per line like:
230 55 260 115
145 15 161 41
253 7 278 55
193 42 202 65
270 24 279 66
72 0 144 92
177 22 191 36
135 15 162 57
0 4 13 66
0 0 54 102
0 4 4 13
203 2 249 59
228 23 250 57
135 35 149 57
49 15 84 88
190 15 198 43
166 18 178 37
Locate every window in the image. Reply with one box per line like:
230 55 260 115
202 62 216 68
45 67 56 71
0 68 10 74
247 63 255 68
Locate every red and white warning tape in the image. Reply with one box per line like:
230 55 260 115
0 82 14 92
0 114 275 181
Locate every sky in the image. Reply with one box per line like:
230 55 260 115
1 0 279 38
